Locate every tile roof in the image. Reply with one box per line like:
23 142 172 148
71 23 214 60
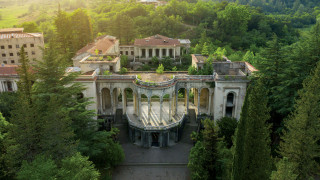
0 28 24 33
76 35 118 55
0 65 18 76
134 34 180 46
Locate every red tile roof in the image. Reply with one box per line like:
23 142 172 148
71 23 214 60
134 34 180 46
76 35 118 55
0 65 18 76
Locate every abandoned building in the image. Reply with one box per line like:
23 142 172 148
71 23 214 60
0 28 44 65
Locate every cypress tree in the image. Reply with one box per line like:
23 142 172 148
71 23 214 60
232 79 272 180
279 61 320 179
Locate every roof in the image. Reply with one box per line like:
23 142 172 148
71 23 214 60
0 32 43 40
134 34 180 46
0 28 24 33
0 65 18 76
76 35 118 56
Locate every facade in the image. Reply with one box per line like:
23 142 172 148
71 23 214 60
0 64 18 92
71 54 257 147
0 28 44 65
119 35 190 65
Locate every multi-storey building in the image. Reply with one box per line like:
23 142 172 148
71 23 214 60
0 28 44 65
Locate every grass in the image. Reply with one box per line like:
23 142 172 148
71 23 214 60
0 4 29 28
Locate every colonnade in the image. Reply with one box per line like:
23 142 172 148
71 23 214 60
98 86 214 120
0 80 17 92
138 47 176 59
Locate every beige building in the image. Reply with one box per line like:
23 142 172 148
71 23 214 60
73 35 119 67
0 64 18 92
0 28 44 65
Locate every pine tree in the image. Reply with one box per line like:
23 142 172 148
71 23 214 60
232 79 272 180
201 42 209 56
279 61 320 179
271 157 297 180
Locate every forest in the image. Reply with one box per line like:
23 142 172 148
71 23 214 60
1 0 320 179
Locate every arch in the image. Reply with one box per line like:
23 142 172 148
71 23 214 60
225 92 236 118
101 88 111 112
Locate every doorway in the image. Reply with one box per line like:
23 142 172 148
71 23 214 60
151 132 160 147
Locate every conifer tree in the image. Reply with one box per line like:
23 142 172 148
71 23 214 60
232 79 272 180
279 61 320 179
201 42 209 56
271 157 297 180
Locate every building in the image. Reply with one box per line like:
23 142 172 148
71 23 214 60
0 28 44 65
0 64 18 92
137 0 167 8
69 54 257 147
73 35 119 67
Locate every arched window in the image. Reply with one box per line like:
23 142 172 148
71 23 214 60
225 93 235 117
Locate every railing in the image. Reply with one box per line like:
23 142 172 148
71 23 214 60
174 75 214 80
126 113 185 131
135 76 175 87
97 75 136 80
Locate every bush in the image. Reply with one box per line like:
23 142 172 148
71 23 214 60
103 70 112 75
156 64 164 74
141 64 151 71
120 55 128 67
137 74 142 80
161 56 172 70
172 66 177 71
188 65 197 75
119 67 127 74
151 56 159 66
216 117 238 148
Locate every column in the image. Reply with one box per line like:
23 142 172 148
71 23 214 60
197 90 201 115
111 91 114 115
147 96 151 124
173 48 176 60
152 48 155 58
208 92 212 115
99 90 103 114
175 90 178 115
169 97 172 121
138 94 142 121
122 89 126 115
134 93 137 115
139 48 142 58
160 97 163 123
159 48 162 59
146 48 149 59
166 48 169 57
186 89 189 115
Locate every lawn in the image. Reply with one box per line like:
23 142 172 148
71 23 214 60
0 4 29 28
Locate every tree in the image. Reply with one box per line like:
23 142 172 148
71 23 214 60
0 113 10 179
214 47 226 61
151 56 159 66
161 56 173 71
232 79 272 180
120 55 128 67
19 22 40 33
271 157 297 180
188 141 209 180
278 61 320 179
0 92 17 119
156 64 164 74
201 42 209 56
216 117 238 148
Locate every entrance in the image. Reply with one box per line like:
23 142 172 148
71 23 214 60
151 132 160 147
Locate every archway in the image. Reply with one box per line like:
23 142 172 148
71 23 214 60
225 92 235 118
200 88 210 115
101 88 111 113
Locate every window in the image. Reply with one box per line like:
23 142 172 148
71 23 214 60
126 51 128 55
131 51 134 55
30 44 34 47
16 44 20 48
10 53 13 56
11 60 14 64
2 54 6 57
3 61 7 64
23 44 27 48
120 51 123 55
110 66 113 71
1 46 4 49
6 81 13 92
8 45 12 49
32 51 35 55
225 93 235 117
17 52 20 56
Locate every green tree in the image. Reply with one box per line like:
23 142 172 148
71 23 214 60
151 56 159 66
120 55 128 67
216 117 238 148
271 157 297 180
0 113 10 179
19 21 40 33
161 56 173 70
0 92 17 119
232 79 272 180
201 42 209 56
278 61 320 179
188 141 209 180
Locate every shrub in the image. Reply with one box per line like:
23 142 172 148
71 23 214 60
141 64 151 71
216 117 238 148
172 66 177 71
119 67 127 74
120 55 128 67
151 56 159 66
161 56 172 70
107 56 113 61
103 70 112 75
156 64 164 74
188 65 197 75
137 74 142 80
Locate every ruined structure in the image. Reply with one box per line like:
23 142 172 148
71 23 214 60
0 28 44 65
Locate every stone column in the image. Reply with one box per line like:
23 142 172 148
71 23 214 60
175 90 178 115
99 90 103 114
159 48 162 59
133 93 137 115
169 97 172 121
208 92 212 115
147 96 151 125
139 48 142 58
197 89 201 115
110 91 115 114
152 48 155 58
160 97 163 123
146 48 149 59
166 48 169 57
122 89 126 115
138 94 142 121
173 48 176 60
186 89 189 115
